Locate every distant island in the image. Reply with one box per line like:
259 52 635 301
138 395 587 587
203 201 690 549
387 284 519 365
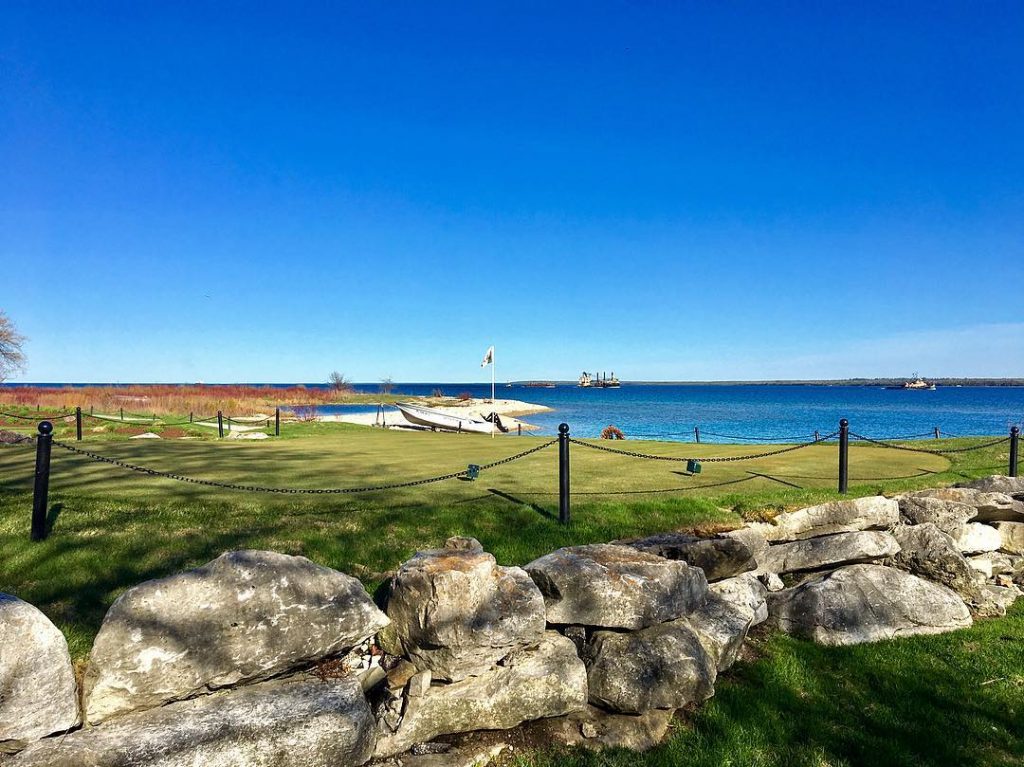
611 378 1024 387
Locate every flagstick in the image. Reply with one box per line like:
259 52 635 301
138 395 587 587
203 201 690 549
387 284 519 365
491 348 495 438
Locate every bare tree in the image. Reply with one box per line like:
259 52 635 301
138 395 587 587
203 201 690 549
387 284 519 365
379 377 395 396
0 311 26 382
328 371 352 393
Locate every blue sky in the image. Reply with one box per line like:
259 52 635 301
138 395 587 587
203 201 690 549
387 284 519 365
2 2 1022 383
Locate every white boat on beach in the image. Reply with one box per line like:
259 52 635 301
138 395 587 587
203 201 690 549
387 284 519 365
394 402 502 434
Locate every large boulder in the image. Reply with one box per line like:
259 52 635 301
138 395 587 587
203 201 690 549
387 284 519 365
623 533 756 581
524 544 708 629
0 595 80 752
761 531 900 575
584 620 716 713
767 564 972 645
8 675 375 767
959 475 1024 500
974 585 1022 618
373 632 586 758
994 522 1024 554
84 550 389 724
898 495 977 536
384 538 545 681
681 593 757 673
889 524 979 600
709 572 769 626
745 496 898 542
953 523 1002 555
908 488 1024 523
524 705 675 752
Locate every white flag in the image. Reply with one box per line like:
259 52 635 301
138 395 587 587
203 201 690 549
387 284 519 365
481 345 494 367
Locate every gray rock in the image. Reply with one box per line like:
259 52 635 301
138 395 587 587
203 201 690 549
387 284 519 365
373 632 586 758
759 572 785 592
584 621 716 713
995 522 1024 554
525 705 675 751
761 531 900 575
385 540 545 681
898 495 977 536
966 552 1017 580
767 564 972 645
623 533 756 581
721 527 770 565
8 674 375 767
84 550 389 724
681 593 756 672
953 523 1002 555
959 475 1024 500
709 573 769 625
525 544 708 630
0 594 80 752
745 496 899 542
909 488 1024 523
889 524 979 600
973 585 1022 618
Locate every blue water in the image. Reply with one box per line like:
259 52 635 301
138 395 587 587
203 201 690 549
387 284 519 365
310 383 1024 443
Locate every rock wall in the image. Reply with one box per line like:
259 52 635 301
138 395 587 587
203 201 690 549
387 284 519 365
2 474 1022 766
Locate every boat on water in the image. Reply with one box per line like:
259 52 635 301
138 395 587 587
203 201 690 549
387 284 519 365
522 381 556 388
394 402 505 433
887 375 937 391
579 371 620 388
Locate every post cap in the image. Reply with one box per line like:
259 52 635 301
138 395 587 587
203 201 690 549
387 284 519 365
1013 426 1020 435
558 422 569 435
839 418 849 428
38 421 53 435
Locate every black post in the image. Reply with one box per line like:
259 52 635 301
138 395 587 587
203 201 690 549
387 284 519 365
934 426 940 439
694 426 701 443
814 430 820 442
90 405 93 415
75 407 82 441
838 418 849 494
31 421 53 541
120 407 123 421
1010 426 1019 478
275 407 280 437
189 412 193 423
217 411 224 438
558 423 570 526
517 423 522 436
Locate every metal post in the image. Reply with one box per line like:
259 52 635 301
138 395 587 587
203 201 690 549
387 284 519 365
814 430 820 442
31 421 53 541
694 426 700 443
1010 426 1019 478
275 407 280 437
217 411 224 438
558 423 570 525
75 407 82 441
934 426 940 439
838 418 849 494
120 407 123 421
517 423 522 436
189 412 193 423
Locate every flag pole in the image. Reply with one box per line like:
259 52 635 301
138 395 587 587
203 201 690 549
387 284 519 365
491 347 495 438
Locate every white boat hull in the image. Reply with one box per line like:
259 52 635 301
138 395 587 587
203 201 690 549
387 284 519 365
395 403 496 434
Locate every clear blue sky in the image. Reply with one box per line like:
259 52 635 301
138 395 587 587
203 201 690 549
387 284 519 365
2 2 1022 383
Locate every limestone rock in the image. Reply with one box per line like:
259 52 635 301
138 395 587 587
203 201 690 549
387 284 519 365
8 675 375 767
373 632 586 758
584 621 716 713
709 573 769 625
623 533 756 581
681 593 756 672
909 488 1024 523
525 705 675 752
995 522 1024 554
961 475 1024 499
745 496 898 543
721 527 770 566
761 531 900 575
953 523 1002 555
84 550 389 724
0 594 80 752
525 544 708 630
966 552 1017 580
898 495 977 536
973 585 1022 618
889 524 979 600
385 540 545 681
767 564 972 645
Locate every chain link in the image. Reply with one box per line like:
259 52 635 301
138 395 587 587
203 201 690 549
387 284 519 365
567 433 836 463
849 432 1012 455
0 410 72 422
49 438 556 494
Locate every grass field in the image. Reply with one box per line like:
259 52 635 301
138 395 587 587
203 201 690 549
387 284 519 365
0 412 1019 766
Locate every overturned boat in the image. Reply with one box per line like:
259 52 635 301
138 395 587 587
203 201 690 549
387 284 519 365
395 402 507 434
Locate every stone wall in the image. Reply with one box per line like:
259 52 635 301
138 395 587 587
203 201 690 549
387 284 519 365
2 475 1023 766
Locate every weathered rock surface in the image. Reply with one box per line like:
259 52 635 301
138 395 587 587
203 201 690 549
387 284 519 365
525 544 708 629
889 524 979 599
761 531 900 575
624 533 756 581
745 496 898 542
709 573 769 625
681 593 756 672
966 552 1017 579
373 632 586 758
584 621 716 713
525 705 675 752
909 488 1024 523
974 585 1022 618
961 475 1024 499
898 495 977 536
385 539 545 681
8 675 376 767
721 527 770 566
84 550 389 724
0 594 80 752
767 564 972 645
953 523 1002 555
994 522 1024 554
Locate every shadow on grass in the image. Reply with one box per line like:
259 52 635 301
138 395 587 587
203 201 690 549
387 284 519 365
487 488 556 520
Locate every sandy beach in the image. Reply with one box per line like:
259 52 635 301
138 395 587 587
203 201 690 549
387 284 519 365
318 397 550 432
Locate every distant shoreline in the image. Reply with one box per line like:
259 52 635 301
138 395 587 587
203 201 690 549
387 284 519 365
4 379 1023 388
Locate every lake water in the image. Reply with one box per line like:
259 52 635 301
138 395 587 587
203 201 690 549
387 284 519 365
318 383 1024 443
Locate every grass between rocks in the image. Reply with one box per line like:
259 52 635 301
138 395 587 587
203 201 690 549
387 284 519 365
0 416 1019 765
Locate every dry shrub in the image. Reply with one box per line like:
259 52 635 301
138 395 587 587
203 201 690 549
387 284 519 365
457 391 472 402
600 425 625 440
159 427 187 439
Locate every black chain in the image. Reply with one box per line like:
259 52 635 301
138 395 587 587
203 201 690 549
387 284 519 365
567 433 836 463
850 432 1011 455
0 410 73 422
49 439 556 494
697 429 823 443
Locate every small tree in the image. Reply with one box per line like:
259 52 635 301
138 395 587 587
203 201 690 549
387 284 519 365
379 377 395 396
328 371 351 393
0 311 26 382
